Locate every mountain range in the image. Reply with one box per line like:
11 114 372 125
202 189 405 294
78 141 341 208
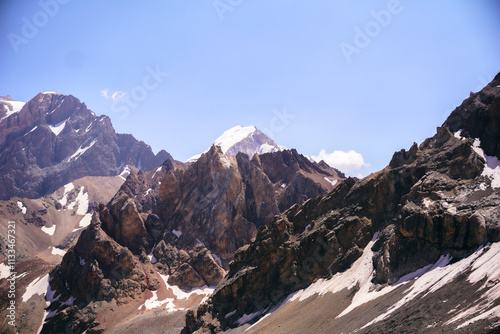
1 73 500 334
0 92 171 200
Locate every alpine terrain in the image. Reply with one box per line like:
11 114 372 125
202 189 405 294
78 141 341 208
2 73 500 334
183 74 500 333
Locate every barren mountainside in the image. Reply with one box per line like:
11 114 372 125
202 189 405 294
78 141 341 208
35 132 344 333
0 92 171 200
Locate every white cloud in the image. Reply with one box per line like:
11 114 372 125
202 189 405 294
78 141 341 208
311 149 368 173
100 88 126 101
100 88 109 99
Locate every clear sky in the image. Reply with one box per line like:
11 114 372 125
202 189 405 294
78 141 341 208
1 1 499 176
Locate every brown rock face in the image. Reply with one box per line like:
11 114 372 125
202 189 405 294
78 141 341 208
185 74 500 333
43 211 158 333
102 192 153 254
444 71 500 158
0 92 172 200
158 145 342 261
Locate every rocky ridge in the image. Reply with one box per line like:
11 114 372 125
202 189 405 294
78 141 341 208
183 74 500 333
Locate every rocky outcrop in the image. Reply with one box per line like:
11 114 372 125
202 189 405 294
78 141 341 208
100 193 153 255
0 92 172 200
118 160 176 214
444 71 500 158
184 74 500 332
43 211 159 333
158 145 342 262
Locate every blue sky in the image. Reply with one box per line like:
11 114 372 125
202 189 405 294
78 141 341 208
1 1 499 176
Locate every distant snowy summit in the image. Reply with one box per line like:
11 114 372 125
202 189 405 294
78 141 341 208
0 95 26 122
187 125 286 162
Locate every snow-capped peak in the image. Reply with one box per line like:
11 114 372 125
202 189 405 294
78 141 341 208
186 125 285 162
42 91 62 95
213 125 258 153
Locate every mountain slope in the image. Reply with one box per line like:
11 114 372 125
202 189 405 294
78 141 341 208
0 92 172 200
184 73 500 333
0 174 126 334
35 143 344 333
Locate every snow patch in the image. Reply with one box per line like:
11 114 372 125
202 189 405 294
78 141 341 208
472 138 500 188
51 247 66 256
41 225 56 236
172 229 182 238
324 177 338 187
119 165 131 180
59 182 74 207
454 130 464 140
0 99 26 121
72 187 89 215
49 118 68 136
139 274 214 312
17 201 27 214
78 214 92 228
138 290 173 310
0 263 11 279
22 274 49 302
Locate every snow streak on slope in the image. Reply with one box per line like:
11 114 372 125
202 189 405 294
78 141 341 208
41 225 56 236
281 237 500 331
66 139 98 161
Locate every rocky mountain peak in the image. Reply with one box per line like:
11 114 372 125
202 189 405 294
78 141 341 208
0 92 173 200
214 125 283 157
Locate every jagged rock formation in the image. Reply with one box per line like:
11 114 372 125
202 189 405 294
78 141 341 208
159 145 343 263
42 211 159 334
0 92 172 200
184 74 500 333
40 140 344 332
